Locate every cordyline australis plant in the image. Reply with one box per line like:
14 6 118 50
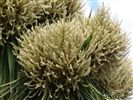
0 1 133 100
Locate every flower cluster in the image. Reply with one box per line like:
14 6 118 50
16 20 92 99
0 3 132 99
15 7 133 99
0 0 82 45
82 7 133 98
38 0 82 23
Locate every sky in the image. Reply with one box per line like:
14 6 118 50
83 0 133 60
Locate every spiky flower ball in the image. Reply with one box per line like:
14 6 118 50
83 6 133 98
38 0 82 23
0 0 44 44
16 20 93 99
0 0 82 45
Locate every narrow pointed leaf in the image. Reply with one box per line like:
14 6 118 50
81 32 93 50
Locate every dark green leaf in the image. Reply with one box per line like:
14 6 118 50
81 32 93 50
